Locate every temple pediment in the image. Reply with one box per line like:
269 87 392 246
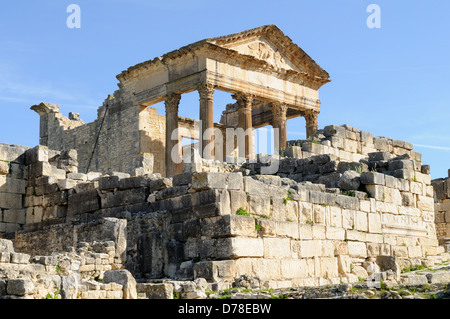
218 38 301 72
206 24 330 80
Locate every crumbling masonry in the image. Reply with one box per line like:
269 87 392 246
0 25 449 299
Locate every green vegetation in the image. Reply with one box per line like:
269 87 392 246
236 207 250 216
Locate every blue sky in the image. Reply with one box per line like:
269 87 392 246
0 1 449 179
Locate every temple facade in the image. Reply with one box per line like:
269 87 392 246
31 25 330 177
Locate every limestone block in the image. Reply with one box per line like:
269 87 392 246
67 173 87 181
201 214 257 238
347 241 367 258
0 251 10 262
365 184 385 202
417 195 434 211
7 278 34 296
355 211 368 232
326 227 345 240
299 201 313 224
2 209 26 224
25 145 49 165
229 191 248 215
342 209 355 230
137 283 173 299
366 243 380 257
392 245 408 258
410 181 423 195
57 178 78 190
299 239 322 258
408 245 422 258
299 224 313 240
192 172 243 190
98 176 120 190
360 171 385 185
0 192 23 209
103 269 137 299
392 169 415 180
319 257 339 278
280 259 308 279
230 237 263 258
337 255 351 274
263 238 291 258
0 239 14 253
0 176 26 194
248 194 270 217
0 161 9 175
368 213 382 233
312 224 326 239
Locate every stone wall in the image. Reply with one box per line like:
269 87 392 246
33 100 231 177
286 124 422 164
432 171 450 251
1 125 449 297
0 144 30 234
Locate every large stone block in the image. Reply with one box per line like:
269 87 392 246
347 241 367 258
0 192 23 209
0 176 26 194
192 172 243 190
200 214 257 238
25 145 49 165
0 161 9 175
360 171 385 185
263 237 291 258
7 278 34 295
103 269 137 299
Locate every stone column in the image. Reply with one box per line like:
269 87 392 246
233 93 254 159
198 83 215 160
165 93 181 177
304 110 319 138
271 102 288 150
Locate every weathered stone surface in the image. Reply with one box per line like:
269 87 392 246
338 170 361 191
192 172 243 190
103 269 137 299
7 278 34 296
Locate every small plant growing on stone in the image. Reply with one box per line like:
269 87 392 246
255 221 262 232
236 207 250 216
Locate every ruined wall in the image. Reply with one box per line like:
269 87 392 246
286 124 422 164
432 172 450 251
31 94 145 176
0 144 30 234
1 125 449 292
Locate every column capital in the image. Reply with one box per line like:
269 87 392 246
304 109 319 138
232 93 254 110
197 83 215 99
165 93 181 113
271 102 288 121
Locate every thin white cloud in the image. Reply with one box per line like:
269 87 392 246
413 144 450 151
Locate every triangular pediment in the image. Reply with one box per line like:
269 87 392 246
218 38 302 72
205 25 330 80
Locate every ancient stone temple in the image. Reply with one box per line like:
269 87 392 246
0 26 449 299
31 25 330 178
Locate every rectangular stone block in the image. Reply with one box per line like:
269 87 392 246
0 192 22 209
347 241 367 258
0 161 9 175
360 171 385 185
368 213 382 233
0 176 26 194
2 209 26 224
192 172 243 190
201 214 257 238
299 239 322 258
263 237 291 258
